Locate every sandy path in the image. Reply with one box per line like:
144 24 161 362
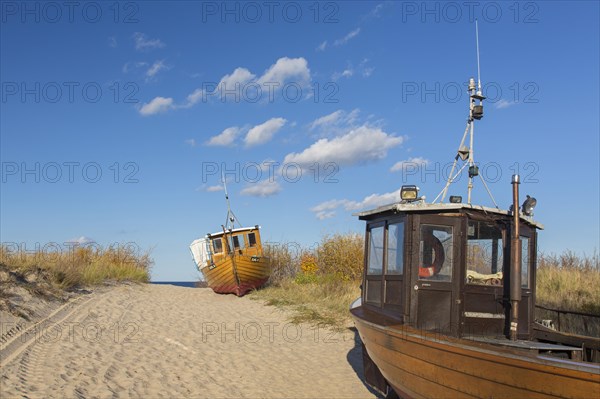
1 284 377 398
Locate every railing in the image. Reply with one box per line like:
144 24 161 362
535 304 600 337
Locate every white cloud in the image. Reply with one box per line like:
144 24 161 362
495 99 517 109
182 88 205 108
310 110 345 130
309 109 360 136
122 61 147 74
206 127 241 147
185 139 196 147
316 41 328 51
343 189 401 211
334 28 361 46
390 157 429 172
359 58 374 77
363 2 390 20
145 57 312 113
283 125 403 168
332 59 373 81
206 185 224 192
240 179 282 197
244 117 287 147
257 57 310 86
108 36 117 48
218 67 256 91
139 97 174 116
332 68 354 81
146 60 168 79
66 236 95 245
133 32 165 51
310 189 401 219
258 159 279 173
310 199 348 220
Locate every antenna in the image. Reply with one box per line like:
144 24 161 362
476 19 482 95
222 172 241 229
433 22 498 208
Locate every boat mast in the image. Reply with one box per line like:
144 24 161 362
221 174 242 287
222 172 241 230
434 21 498 207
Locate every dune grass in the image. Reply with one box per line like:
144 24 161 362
0 244 152 291
252 275 361 330
251 233 363 329
536 251 600 314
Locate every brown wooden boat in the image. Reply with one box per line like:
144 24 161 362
189 181 270 296
349 201 600 398
350 44 600 397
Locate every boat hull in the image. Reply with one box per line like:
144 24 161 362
351 306 600 399
201 254 269 297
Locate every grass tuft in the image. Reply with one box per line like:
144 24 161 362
0 244 152 291
252 275 360 330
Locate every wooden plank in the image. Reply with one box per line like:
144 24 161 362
366 335 554 399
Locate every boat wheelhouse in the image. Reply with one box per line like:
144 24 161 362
356 201 541 339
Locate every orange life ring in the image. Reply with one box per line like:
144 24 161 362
418 232 445 278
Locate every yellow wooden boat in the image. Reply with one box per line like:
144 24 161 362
190 226 269 296
189 180 269 296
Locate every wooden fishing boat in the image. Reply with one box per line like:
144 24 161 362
350 200 600 398
350 27 600 398
189 183 269 296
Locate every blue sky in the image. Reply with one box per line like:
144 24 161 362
1 1 598 281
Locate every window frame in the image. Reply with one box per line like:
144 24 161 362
212 237 223 254
465 220 505 286
363 218 407 311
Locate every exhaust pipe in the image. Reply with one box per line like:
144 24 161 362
510 175 522 340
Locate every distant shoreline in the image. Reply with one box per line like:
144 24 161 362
151 281 208 288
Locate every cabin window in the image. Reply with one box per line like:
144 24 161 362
466 221 504 285
386 222 404 275
368 226 384 275
212 238 223 254
232 235 245 251
419 224 453 282
521 236 530 288
247 232 257 247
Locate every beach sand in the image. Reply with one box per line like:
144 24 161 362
0 284 377 398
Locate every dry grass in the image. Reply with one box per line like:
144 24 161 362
536 251 600 314
316 232 364 281
253 233 363 329
0 244 152 291
251 275 361 330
